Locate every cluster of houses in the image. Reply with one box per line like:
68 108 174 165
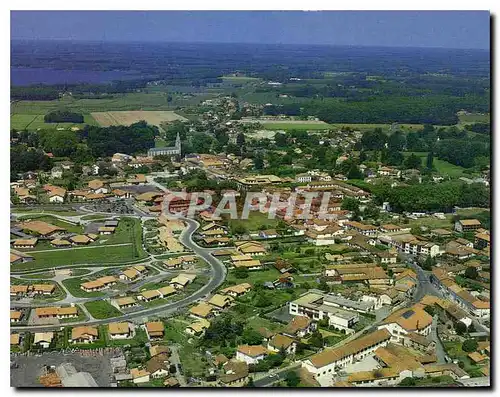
185 283 252 338
11 218 120 253
11 283 56 298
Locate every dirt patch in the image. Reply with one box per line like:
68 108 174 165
91 111 187 127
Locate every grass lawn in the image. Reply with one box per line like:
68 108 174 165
84 300 123 319
12 209 83 217
81 214 110 220
13 243 143 270
163 319 188 344
224 267 282 286
403 152 468 178
246 315 284 332
226 211 280 233
61 277 106 298
408 216 453 230
20 271 55 279
17 214 83 234
68 268 92 276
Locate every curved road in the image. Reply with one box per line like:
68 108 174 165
11 217 227 332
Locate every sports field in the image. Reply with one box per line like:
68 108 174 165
91 110 187 127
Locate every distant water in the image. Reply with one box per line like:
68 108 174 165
11 67 143 86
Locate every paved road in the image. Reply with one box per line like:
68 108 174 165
11 217 227 332
253 363 301 387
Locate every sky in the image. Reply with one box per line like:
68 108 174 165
11 11 490 50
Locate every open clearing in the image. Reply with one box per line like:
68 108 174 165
458 113 490 124
91 110 187 127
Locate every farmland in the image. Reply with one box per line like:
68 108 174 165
91 110 187 127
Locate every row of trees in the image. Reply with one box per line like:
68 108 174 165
372 181 490 213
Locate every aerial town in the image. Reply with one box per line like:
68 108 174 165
10 11 491 389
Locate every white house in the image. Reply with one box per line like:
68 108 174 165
235 345 268 365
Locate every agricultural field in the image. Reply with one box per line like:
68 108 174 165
91 110 187 127
458 112 490 124
11 112 97 131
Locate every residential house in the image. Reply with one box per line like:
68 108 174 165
169 273 197 289
189 302 217 320
113 297 138 310
267 334 297 355
185 318 211 337
33 332 54 349
220 283 252 297
219 360 249 387
284 316 317 338
144 321 165 340
145 353 170 378
108 322 132 340
71 326 99 344
130 368 151 384
88 179 108 194
12 238 38 249
10 310 23 323
235 345 268 365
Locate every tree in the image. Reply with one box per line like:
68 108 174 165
308 331 324 348
388 130 406 151
404 153 422 169
246 377 256 387
462 339 478 353
454 322 467 336
253 152 264 170
242 328 264 345
233 267 249 279
274 133 287 147
341 197 360 212
347 163 363 180
363 202 380 220
44 109 84 123
285 371 301 387
424 305 436 316
399 377 416 386
464 266 478 280
236 133 246 147
426 151 434 170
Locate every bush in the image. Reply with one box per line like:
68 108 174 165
462 339 478 353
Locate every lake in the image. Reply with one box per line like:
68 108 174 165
11 67 144 86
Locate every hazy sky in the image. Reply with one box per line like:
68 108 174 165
11 11 490 49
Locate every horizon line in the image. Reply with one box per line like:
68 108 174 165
10 38 490 52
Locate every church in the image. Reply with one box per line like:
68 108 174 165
147 132 181 158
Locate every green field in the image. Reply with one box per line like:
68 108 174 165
403 152 468 178
12 217 147 270
226 211 280 233
17 214 83 234
11 113 98 131
458 113 490 124
84 300 123 319
12 244 144 271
